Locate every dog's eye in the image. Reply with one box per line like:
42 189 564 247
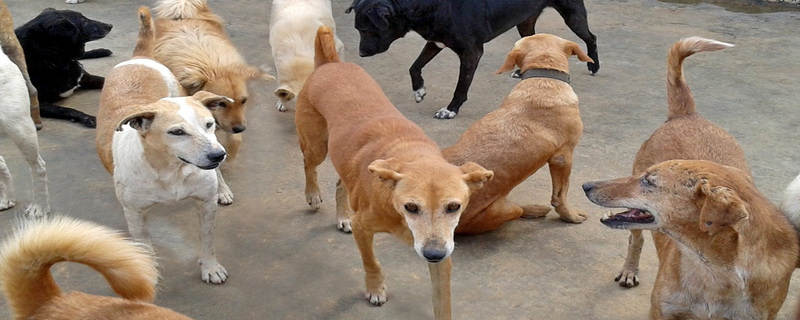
404 203 419 214
206 121 214 129
445 203 461 213
168 128 186 136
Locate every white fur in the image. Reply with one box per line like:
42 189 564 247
433 107 457 120
65 0 85 3
115 59 183 97
414 86 427 103
269 0 344 111
780 173 800 231
0 40 50 218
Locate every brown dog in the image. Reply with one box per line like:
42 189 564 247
583 160 798 319
0 0 41 129
296 26 492 320
153 0 274 204
442 34 593 234
0 216 192 320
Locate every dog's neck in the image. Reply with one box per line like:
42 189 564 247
519 68 570 84
659 227 739 268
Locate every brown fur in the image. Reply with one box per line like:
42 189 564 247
443 34 593 234
0 0 41 129
153 0 274 160
297 26 492 320
0 216 192 320
584 160 798 319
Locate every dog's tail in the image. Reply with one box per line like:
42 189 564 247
666 37 733 120
315 25 341 68
133 6 156 58
154 0 221 23
0 216 159 319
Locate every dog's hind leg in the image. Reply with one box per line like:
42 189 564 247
296 100 328 211
39 103 96 128
335 179 352 233
4 116 49 217
553 3 599 74
515 10 546 37
352 224 387 306
456 197 529 234
80 48 113 59
410 42 444 103
79 71 105 89
195 198 228 284
616 230 644 287
0 156 16 211
548 150 587 223
428 257 452 320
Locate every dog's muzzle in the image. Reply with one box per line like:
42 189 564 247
421 239 448 263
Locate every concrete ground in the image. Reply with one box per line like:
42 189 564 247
1 0 800 319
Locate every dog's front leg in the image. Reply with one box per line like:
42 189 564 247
215 168 233 205
0 156 16 210
121 204 151 242
334 179 352 233
352 224 386 305
428 257 452 320
196 198 227 284
434 47 483 119
410 42 444 104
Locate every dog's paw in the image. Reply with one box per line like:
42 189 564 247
80 116 97 128
65 0 85 3
199 258 228 284
511 69 522 78
217 191 234 205
413 87 427 103
0 198 15 211
336 217 352 233
365 288 387 306
558 209 588 224
433 108 457 120
588 61 599 75
276 101 287 112
615 268 639 288
306 193 322 211
24 204 49 219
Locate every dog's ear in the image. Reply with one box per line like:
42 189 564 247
180 72 208 94
496 49 522 74
41 17 79 39
345 0 363 14
369 158 403 188
366 4 393 31
565 41 594 63
192 91 233 111
274 85 296 102
697 181 748 235
118 111 156 132
460 162 494 191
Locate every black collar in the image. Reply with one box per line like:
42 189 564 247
520 68 571 84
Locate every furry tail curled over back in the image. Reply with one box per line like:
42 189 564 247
666 36 733 119
133 6 156 57
0 216 159 319
315 25 340 68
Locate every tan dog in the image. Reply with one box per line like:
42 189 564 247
593 37 757 288
442 34 593 234
0 216 193 320
297 26 492 320
96 7 232 284
0 0 41 129
154 0 274 204
583 160 799 319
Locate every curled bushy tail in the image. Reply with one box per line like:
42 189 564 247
666 36 733 119
0 216 159 319
133 6 155 57
314 25 340 68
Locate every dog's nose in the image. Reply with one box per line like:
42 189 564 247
207 150 226 163
232 125 246 134
421 239 447 262
582 182 595 193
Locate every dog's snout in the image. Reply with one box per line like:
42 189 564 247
207 150 226 163
421 239 447 262
232 125 246 134
582 182 596 193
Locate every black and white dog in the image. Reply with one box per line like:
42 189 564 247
347 0 599 119
15 8 113 128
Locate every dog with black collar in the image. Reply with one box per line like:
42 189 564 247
346 0 599 119
441 34 594 234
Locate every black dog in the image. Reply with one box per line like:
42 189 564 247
347 0 599 119
15 8 113 128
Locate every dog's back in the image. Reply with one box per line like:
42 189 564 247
0 216 190 320
634 37 748 175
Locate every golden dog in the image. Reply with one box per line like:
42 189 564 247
296 26 492 320
443 34 593 234
0 216 192 319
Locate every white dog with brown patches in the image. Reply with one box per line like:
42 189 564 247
96 7 232 284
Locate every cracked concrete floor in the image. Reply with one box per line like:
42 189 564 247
2 0 800 319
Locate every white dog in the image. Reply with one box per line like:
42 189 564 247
270 0 343 111
0 39 49 218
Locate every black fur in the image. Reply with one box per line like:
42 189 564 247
347 0 599 117
15 8 113 128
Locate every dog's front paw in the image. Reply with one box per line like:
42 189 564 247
588 61 599 75
217 190 234 205
433 108 457 120
365 287 387 306
558 209 588 224
413 87 427 103
306 192 322 211
199 258 228 284
336 217 352 233
65 0 85 3
615 267 639 288
24 204 49 219
0 198 15 211
276 101 287 112
80 116 97 128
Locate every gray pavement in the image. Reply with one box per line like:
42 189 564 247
2 0 800 319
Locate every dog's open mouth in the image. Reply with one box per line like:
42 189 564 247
600 209 654 229
178 157 220 170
